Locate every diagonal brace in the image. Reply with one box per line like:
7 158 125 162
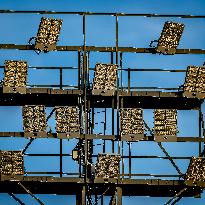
18 182 45 205
22 108 56 154
8 193 26 205
164 187 187 205
143 120 183 176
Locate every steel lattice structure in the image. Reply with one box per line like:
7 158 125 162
0 10 205 205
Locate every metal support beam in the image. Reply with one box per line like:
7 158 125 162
143 120 183 176
8 193 26 205
18 182 45 205
0 44 205 54
117 187 122 205
164 188 187 205
1 10 205 18
22 138 35 154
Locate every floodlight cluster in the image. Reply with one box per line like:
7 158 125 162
184 66 205 94
35 17 63 50
3 60 27 87
154 109 177 137
95 154 120 178
55 106 80 133
186 157 205 182
157 21 185 54
0 151 24 175
120 108 144 135
93 63 117 91
22 105 46 132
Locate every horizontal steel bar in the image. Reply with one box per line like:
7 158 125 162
0 176 201 197
0 132 203 142
122 87 179 91
0 65 187 72
24 154 71 156
0 10 205 18
92 155 192 160
0 66 79 70
25 172 79 175
0 44 205 54
127 68 186 72
120 174 182 177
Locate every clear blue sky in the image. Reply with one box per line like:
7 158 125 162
0 0 205 205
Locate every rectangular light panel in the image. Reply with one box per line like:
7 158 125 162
22 105 46 132
35 17 63 51
156 21 185 54
92 63 117 95
186 157 205 182
120 108 144 138
55 106 80 133
154 109 177 137
95 154 120 178
0 150 24 175
183 66 205 99
3 60 27 87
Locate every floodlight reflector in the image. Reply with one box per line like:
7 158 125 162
120 108 144 141
35 17 63 51
154 109 177 140
156 21 185 54
0 150 24 175
55 106 80 133
92 63 117 96
183 66 205 99
185 157 205 185
22 105 46 133
3 60 28 93
95 154 120 178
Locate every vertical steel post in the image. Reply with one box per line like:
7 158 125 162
199 106 202 155
120 52 123 90
78 51 81 90
128 142 131 178
60 66 63 177
111 52 115 153
115 14 120 155
82 13 88 205
128 68 130 92
117 187 122 205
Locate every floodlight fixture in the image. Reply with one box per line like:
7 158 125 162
185 157 205 187
154 109 177 141
95 154 120 179
3 60 28 94
55 106 80 137
92 63 118 96
22 105 47 136
0 150 24 175
183 66 205 99
120 108 144 141
34 17 63 52
156 21 185 54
